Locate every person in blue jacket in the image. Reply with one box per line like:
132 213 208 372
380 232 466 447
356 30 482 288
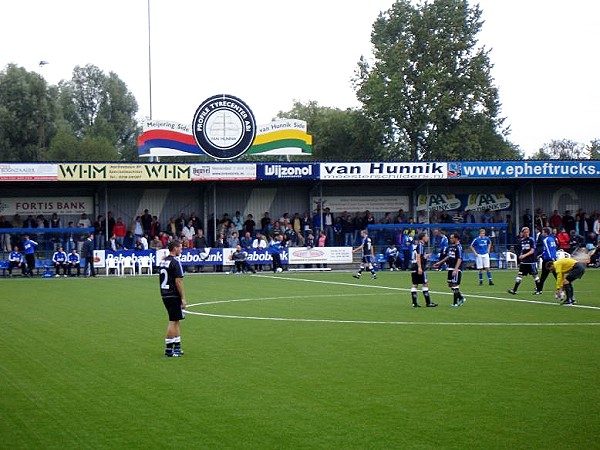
22 235 38 277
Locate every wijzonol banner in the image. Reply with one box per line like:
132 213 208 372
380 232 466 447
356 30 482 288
449 161 600 179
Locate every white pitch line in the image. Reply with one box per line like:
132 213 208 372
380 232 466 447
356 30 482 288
183 310 600 326
252 274 600 310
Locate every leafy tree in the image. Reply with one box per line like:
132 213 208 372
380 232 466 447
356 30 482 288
587 139 600 159
58 64 140 160
529 139 592 160
276 101 384 161
46 128 118 161
354 0 520 160
0 64 56 161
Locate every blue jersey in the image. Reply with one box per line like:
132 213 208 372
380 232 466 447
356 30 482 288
385 246 398 258
541 235 557 261
470 236 491 255
439 235 448 253
68 253 80 264
268 240 285 255
23 239 38 254
53 251 67 263
9 251 23 263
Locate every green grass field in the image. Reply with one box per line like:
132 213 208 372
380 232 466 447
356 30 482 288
1 268 599 449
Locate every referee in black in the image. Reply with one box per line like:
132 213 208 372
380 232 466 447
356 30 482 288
159 239 187 357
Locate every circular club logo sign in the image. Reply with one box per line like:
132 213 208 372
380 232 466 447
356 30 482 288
192 94 256 160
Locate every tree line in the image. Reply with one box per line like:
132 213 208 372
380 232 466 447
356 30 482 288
1 0 597 162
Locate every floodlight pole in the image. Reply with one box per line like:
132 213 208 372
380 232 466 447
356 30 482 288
147 0 159 162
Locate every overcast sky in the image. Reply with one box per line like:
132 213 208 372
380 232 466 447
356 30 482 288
2 0 598 155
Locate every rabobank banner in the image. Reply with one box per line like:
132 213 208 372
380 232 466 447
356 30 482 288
258 163 319 180
452 161 600 179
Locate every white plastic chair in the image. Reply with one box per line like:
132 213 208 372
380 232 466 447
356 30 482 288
138 256 153 275
556 250 570 259
502 251 518 269
121 257 136 276
105 258 122 276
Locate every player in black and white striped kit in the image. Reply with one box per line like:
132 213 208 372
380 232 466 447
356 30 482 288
159 239 187 357
508 227 542 295
435 232 466 307
352 229 377 280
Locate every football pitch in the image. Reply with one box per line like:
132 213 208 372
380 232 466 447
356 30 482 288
1 269 599 449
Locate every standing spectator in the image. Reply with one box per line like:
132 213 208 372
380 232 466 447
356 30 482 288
470 228 494 286
300 211 312 241
323 208 335 245
78 213 91 229
243 214 256 236
158 239 186 357
549 210 562 229
22 235 38 277
182 220 195 241
141 209 153 236
352 212 364 245
260 212 271 234
81 233 96 277
7 245 26 277
342 214 354 247
480 209 493 223
434 233 465 307
409 232 436 308
562 210 576 233
113 218 127 247
577 212 593 243
556 227 571 251
352 229 377 280
534 208 547 229
67 249 81 277
52 246 68 277
150 216 161 239
132 216 144 239
0 215 12 252
232 211 244 232
522 209 532 230
507 227 541 295
94 214 106 250
106 211 116 238
49 213 62 250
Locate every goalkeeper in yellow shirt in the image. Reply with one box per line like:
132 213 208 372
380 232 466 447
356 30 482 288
545 258 586 305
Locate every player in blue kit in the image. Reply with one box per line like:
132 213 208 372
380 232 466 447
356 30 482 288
470 228 494 286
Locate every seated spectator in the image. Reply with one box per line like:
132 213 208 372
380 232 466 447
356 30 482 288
67 249 81 277
150 235 163 251
52 246 68 277
230 245 255 274
8 246 26 277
